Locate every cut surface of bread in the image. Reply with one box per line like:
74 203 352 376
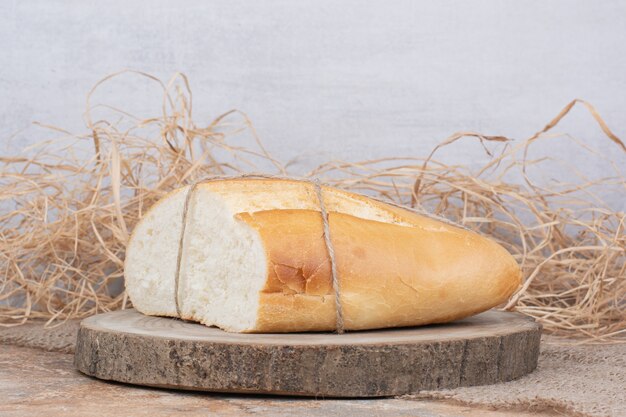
124 178 521 332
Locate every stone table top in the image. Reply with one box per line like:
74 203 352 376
0 344 554 417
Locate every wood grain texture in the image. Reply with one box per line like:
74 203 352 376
74 309 541 397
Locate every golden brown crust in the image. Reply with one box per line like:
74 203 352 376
238 209 521 332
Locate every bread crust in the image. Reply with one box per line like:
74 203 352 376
238 209 521 332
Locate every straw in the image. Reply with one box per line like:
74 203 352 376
0 71 624 342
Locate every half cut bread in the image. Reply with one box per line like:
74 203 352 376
124 178 521 332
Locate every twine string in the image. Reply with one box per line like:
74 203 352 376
313 179 345 334
173 181 199 318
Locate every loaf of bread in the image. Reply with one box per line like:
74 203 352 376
125 178 521 332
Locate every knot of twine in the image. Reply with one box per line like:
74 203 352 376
173 174 345 334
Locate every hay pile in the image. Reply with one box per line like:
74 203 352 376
1 71 624 341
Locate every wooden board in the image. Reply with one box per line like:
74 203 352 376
74 309 541 397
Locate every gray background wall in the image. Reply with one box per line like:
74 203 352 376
1 1 625 201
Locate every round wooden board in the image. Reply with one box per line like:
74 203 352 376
74 309 541 397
